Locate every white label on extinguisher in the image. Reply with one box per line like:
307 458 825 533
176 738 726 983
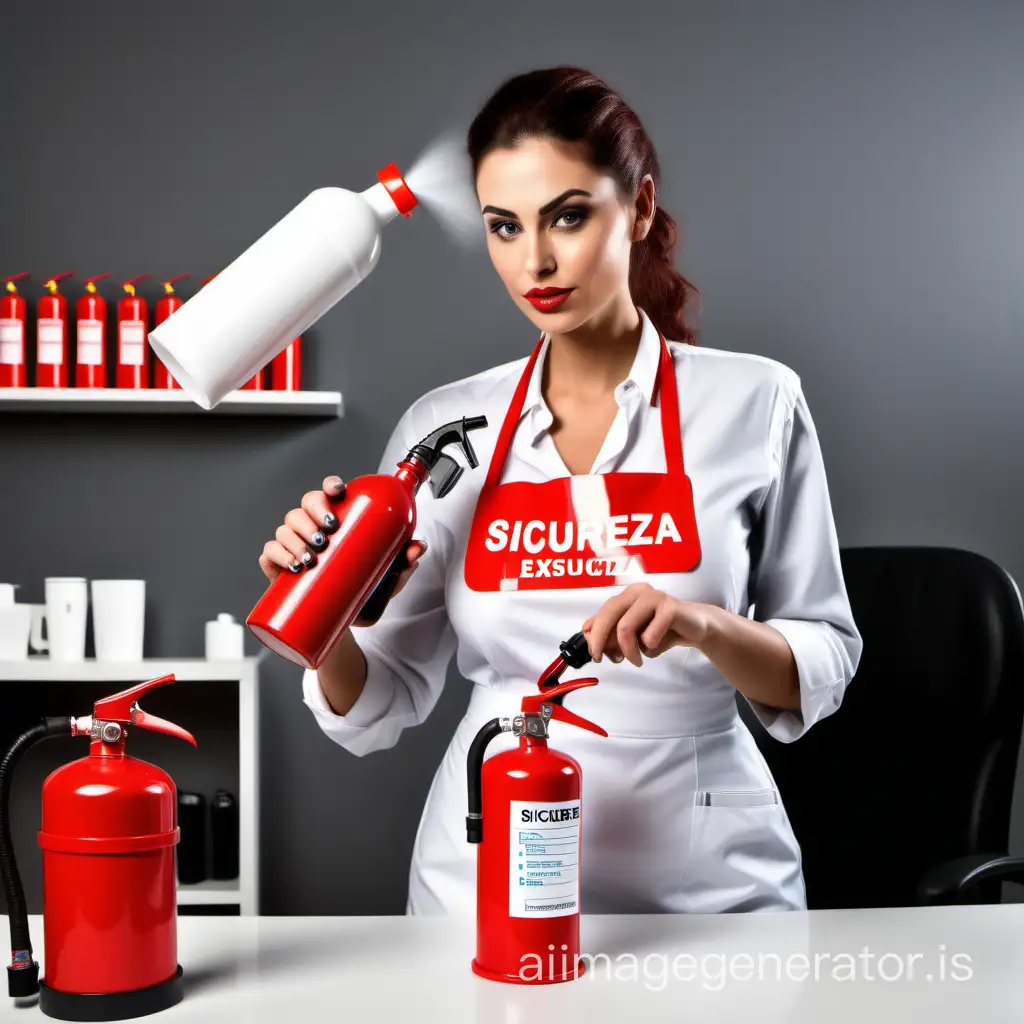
0 319 24 364
77 319 104 365
119 320 146 366
509 798 580 918
37 319 64 364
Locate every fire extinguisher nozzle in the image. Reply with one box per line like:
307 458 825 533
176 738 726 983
7 960 39 998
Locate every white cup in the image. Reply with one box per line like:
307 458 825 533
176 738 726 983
91 580 146 662
0 605 32 660
31 578 89 662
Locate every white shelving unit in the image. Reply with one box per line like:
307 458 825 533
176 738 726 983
0 387 342 417
0 655 262 915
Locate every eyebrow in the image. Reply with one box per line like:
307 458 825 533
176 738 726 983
481 188 593 220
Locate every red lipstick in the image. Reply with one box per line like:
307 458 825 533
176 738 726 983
524 286 575 312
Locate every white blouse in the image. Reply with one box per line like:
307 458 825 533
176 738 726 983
301 308 863 753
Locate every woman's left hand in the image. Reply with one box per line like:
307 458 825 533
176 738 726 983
582 583 717 666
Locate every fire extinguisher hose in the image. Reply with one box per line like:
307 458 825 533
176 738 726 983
466 718 509 845
0 717 73 998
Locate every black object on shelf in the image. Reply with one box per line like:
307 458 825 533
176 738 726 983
177 792 207 884
210 789 239 880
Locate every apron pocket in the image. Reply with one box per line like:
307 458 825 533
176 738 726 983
680 787 804 912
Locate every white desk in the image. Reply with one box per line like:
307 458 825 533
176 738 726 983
7 906 1023 1022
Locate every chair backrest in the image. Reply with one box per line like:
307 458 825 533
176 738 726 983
742 546 1024 908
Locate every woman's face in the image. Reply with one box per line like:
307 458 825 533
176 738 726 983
476 135 652 334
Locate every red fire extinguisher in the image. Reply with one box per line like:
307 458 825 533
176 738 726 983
36 271 75 388
0 674 195 1020
0 272 31 387
468 631 606 984
117 275 151 388
153 274 191 388
247 414 487 668
270 335 302 390
75 273 112 388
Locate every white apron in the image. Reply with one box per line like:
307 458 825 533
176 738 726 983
405 326 806 915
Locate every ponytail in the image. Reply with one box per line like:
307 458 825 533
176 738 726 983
630 206 701 344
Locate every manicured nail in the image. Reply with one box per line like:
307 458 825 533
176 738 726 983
300 550 316 568
323 512 338 531
311 530 326 549
288 561 302 574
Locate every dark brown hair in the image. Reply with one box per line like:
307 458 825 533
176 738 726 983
468 66 700 344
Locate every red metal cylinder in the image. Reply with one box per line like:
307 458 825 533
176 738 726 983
117 282 150 388
473 735 585 984
153 295 183 388
76 279 110 388
38 741 180 996
153 275 190 388
37 281 72 387
0 281 28 387
247 458 428 668
270 336 302 390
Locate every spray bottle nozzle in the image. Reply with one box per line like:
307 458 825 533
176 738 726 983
376 161 417 218
406 415 488 499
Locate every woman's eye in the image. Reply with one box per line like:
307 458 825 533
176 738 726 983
489 220 521 241
554 208 587 229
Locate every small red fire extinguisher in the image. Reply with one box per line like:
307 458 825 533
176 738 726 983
0 674 195 1020
247 415 487 668
117 275 151 388
36 271 75 388
467 632 606 984
270 335 302 390
75 273 112 388
0 272 31 387
153 274 191 388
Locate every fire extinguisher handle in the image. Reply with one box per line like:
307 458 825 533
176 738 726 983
355 546 411 625
92 674 198 746
523 677 608 737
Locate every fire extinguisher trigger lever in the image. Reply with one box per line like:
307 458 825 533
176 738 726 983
92 674 197 746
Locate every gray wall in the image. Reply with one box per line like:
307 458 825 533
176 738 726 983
2 0 1022 914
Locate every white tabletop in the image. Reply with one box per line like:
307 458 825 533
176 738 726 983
7 906 1023 1022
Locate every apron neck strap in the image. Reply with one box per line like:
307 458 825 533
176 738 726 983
483 329 684 490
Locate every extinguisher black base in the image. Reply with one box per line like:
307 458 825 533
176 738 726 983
38 964 183 1021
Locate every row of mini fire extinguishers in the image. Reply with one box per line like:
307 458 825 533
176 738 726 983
0 271 302 391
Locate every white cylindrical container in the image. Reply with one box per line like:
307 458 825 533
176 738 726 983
148 163 417 410
0 584 30 661
91 579 146 662
206 613 245 661
40 577 88 662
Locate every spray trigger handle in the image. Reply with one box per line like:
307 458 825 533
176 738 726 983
522 677 607 737
405 416 488 500
93 674 197 746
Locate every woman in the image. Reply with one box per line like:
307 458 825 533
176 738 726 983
259 67 863 915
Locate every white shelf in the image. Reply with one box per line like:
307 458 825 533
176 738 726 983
177 879 241 905
0 386 342 417
0 655 263 682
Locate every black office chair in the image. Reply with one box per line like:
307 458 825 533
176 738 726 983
741 546 1024 908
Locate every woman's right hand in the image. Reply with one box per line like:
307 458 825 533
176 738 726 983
259 474 427 595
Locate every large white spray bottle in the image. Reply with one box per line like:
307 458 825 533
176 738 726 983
148 162 418 409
